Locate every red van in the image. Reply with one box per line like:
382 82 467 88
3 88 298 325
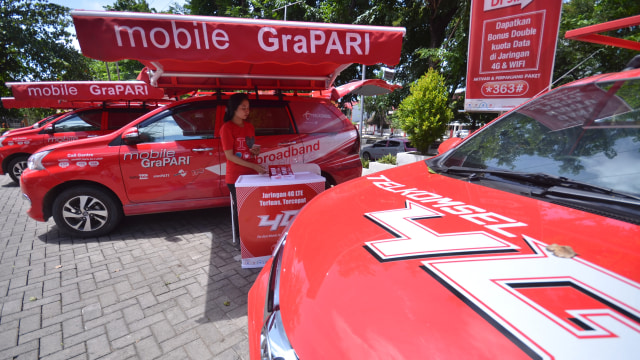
247 42 640 360
1 112 65 137
1 105 156 183
20 10 406 238
2 80 171 183
20 93 362 237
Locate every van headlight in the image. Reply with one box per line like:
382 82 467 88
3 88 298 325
260 232 298 360
27 150 52 171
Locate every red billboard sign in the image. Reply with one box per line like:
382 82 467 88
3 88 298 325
465 0 563 112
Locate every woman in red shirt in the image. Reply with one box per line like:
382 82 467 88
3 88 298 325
220 93 266 246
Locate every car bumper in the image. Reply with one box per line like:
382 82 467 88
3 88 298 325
0 150 6 175
20 169 58 222
319 154 362 184
247 258 272 360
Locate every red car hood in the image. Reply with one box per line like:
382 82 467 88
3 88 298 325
279 161 640 359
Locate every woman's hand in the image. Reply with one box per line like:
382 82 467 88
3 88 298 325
252 163 267 174
249 144 261 156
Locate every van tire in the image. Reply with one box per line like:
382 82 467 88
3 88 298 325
361 152 371 161
52 186 123 238
8 155 29 184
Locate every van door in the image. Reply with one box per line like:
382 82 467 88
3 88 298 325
119 102 222 203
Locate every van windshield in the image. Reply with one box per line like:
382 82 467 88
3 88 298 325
439 77 640 198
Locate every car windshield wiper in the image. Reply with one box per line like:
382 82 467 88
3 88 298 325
440 166 640 206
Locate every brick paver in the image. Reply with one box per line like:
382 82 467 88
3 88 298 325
0 176 261 359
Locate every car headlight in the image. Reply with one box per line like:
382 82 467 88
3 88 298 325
260 232 298 360
27 150 52 171
261 309 298 360
0 136 5 146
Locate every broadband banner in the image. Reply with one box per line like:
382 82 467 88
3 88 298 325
465 0 563 112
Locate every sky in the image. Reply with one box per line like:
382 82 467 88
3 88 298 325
48 0 185 13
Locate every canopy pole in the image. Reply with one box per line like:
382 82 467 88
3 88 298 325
275 1 302 21
149 62 165 87
359 64 366 138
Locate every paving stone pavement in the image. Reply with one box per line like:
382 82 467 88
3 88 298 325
0 176 262 359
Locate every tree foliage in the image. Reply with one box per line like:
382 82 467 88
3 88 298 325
1 0 94 122
0 0 92 89
363 93 394 136
393 69 453 154
104 0 155 12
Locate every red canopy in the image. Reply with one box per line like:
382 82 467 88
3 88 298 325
6 81 167 102
312 79 402 101
565 15 640 51
71 11 406 91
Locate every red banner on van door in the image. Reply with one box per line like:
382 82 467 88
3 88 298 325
465 0 563 112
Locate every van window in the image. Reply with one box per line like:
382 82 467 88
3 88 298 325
289 102 347 133
54 110 102 132
247 104 294 136
107 109 148 130
137 106 215 142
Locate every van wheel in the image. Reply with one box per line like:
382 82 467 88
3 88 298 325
325 178 337 190
8 155 29 184
361 152 371 161
52 186 123 238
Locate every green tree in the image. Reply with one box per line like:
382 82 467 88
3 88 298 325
1 0 93 89
1 0 94 123
188 0 248 16
104 0 155 12
364 93 394 136
393 69 453 154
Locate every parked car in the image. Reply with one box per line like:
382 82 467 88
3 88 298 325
360 138 416 161
1 105 157 183
2 112 66 136
248 61 640 359
20 93 362 237
455 129 470 138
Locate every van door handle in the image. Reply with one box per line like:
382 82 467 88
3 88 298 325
278 141 297 146
193 148 214 152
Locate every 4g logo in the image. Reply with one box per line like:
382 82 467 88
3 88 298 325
257 210 299 231
365 201 640 359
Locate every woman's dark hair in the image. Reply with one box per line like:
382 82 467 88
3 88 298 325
223 93 249 122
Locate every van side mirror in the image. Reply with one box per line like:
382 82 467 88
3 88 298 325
41 125 54 134
122 127 141 145
438 137 463 155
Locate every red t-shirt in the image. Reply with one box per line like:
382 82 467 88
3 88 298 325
220 121 258 184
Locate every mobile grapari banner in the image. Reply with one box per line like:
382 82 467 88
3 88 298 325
71 11 405 67
6 81 166 102
465 0 563 112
